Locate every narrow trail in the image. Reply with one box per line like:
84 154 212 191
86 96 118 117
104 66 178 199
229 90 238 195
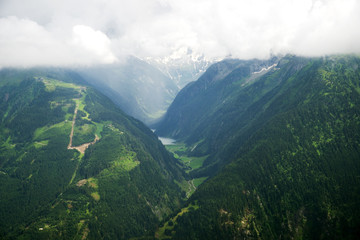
67 97 98 186
67 99 99 154
67 101 78 150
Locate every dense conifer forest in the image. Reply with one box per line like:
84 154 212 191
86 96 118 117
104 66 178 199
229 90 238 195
0 70 184 239
156 55 360 239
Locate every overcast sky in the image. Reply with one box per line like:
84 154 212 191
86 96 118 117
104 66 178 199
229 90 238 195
1 0 359 68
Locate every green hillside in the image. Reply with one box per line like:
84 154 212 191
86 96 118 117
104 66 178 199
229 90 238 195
0 69 184 239
155 55 360 239
155 57 279 140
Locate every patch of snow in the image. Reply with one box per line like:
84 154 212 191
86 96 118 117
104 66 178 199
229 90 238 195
145 47 215 89
252 63 277 75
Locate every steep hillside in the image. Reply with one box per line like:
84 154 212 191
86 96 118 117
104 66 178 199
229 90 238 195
0 69 184 239
155 57 279 140
155 55 360 239
79 56 178 125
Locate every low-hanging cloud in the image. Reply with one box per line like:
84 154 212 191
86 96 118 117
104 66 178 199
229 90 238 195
0 16 117 68
0 0 359 68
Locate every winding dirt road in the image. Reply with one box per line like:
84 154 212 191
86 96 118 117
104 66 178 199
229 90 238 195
67 100 98 154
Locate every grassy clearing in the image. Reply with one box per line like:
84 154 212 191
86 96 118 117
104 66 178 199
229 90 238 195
62 103 74 121
112 151 140 171
87 177 98 189
71 91 103 144
166 143 209 199
189 156 207 170
165 143 191 164
104 123 123 134
165 143 187 155
74 94 91 120
33 140 49 149
33 121 72 141
113 158 140 171
193 177 208 187
40 77 83 92
64 113 73 121
94 122 104 138
166 143 207 172
91 192 100 201
78 177 100 202
156 202 199 239
72 124 97 146
74 123 95 135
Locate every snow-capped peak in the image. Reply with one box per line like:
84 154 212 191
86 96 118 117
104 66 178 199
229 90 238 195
145 47 215 89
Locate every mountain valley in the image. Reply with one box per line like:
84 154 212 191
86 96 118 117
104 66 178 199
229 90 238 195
0 54 360 239
155 54 360 239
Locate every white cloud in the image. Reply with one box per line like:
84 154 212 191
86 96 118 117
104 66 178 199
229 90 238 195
0 0 359 68
71 25 117 64
0 16 118 68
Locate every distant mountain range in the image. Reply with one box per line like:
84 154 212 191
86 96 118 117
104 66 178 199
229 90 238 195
155 54 360 239
146 47 214 89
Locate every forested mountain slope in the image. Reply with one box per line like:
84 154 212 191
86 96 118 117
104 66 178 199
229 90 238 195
156 55 360 239
0 68 184 239
155 57 279 139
